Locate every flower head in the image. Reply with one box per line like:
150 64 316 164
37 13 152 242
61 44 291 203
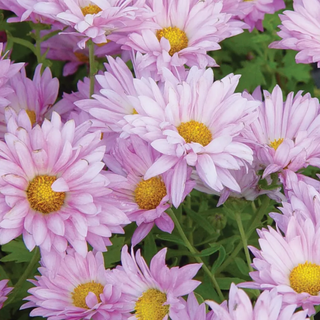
0 279 13 309
270 0 320 67
241 216 320 315
124 0 245 80
22 250 131 319
108 245 202 320
0 111 129 256
105 135 194 245
207 283 308 320
242 85 320 178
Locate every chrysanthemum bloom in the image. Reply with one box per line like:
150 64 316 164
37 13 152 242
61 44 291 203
241 216 320 315
242 85 320 178
0 43 24 109
123 0 246 80
22 250 132 319
207 283 308 320
0 279 13 309
105 135 194 245
270 0 320 67
75 56 141 134
34 0 152 48
229 0 285 32
270 172 320 233
0 64 59 139
170 292 211 320
108 245 202 320
0 110 129 256
0 0 61 24
40 27 124 76
121 67 258 204
195 162 284 206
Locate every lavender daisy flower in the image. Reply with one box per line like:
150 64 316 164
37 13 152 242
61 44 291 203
207 283 308 320
241 216 320 315
22 250 131 319
123 0 245 80
34 0 151 48
108 245 202 320
0 64 59 139
242 85 320 178
0 279 12 309
270 0 320 67
105 135 194 245
0 111 129 256
121 67 258 205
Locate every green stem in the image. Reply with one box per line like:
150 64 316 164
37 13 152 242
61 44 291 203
167 208 224 302
88 39 96 97
235 211 253 272
216 196 270 274
4 247 40 307
8 36 36 56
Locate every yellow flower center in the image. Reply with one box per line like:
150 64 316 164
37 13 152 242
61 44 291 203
74 52 89 63
71 281 104 309
25 110 36 126
81 4 102 15
134 177 167 210
132 108 138 115
135 289 169 320
26 175 66 214
177 120 212 146
289 262 320 295
156 26 188 56
269 138 284 151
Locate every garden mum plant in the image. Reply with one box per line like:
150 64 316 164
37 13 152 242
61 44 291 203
0 0 319 319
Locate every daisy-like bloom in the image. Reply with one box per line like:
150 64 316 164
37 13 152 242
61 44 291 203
195 163 284 206
75 55 141 134
0 64 59 139
108 245 202 320
269 0 320 67
34 0 151 48
40 27 123 76
0 110 130 256
171 292 212 320
0 279 13 309
0 0 60 24
123 0 246 80
242 85 320 179
22 250 132 319
270 171 320 233
231 0 285 32
105 135 194 245
0 43 24 109
207 283 308 320
121 67 258 204
241 216 320 315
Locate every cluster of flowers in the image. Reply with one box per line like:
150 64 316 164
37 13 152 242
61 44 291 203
0 0 319 319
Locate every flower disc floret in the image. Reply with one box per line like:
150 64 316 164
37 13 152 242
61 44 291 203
156 27 188 56
72 281 104 309
134 177 167 210
290 262 320 296
269 138 284 151
26 175 65 214
81 4 102 16
177 120 212 146
135 289 169 320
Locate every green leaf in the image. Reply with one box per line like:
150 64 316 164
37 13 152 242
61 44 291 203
194 245 221 257
216 277 245 290
211 246 226 273
234 257 249 276
155 233 185 246
184 207 215 235
0 240 33 263
103 236 124 269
